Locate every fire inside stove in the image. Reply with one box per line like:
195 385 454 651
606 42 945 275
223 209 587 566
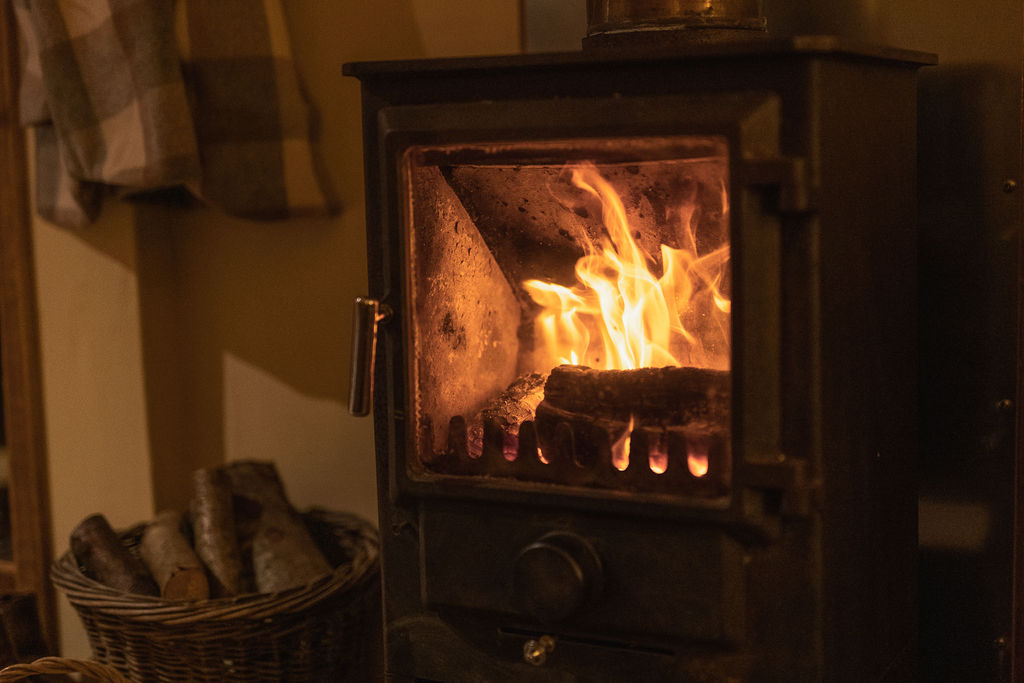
404 136 731 497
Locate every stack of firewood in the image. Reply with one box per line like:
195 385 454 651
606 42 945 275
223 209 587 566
69 461 332 600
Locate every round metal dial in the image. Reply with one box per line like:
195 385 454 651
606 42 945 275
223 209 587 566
512 532 603 623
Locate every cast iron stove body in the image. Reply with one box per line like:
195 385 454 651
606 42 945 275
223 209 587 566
345 38 933 682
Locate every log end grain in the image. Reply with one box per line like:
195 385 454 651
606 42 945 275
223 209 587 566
140 510 210 601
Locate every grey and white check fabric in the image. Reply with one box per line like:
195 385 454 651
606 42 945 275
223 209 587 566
14 0 336 228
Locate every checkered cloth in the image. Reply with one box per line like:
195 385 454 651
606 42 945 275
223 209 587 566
14 0 336 228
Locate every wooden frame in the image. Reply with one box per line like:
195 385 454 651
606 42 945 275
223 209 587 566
0 3 56 652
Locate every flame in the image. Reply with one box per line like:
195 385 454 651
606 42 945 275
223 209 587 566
649 436 668 474
687 440 710 478
522 163 730 372
611 415 634 472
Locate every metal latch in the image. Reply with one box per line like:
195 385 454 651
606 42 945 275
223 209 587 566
348 297 392 417
740 156 814 213
743 456 818 518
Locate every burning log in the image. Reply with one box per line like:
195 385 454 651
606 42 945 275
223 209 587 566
481 372 547 433
139 510 210 601
542 364 730 423
467 372 547 460
70 514 159 596
534 365 730 490
430 365 730 494
190 467 251 597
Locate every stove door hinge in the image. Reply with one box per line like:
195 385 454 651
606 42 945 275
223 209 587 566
739 156 815 214
742 456 819 520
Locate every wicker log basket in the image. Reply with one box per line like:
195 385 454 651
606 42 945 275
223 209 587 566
49 508 380 682
0 656 128 681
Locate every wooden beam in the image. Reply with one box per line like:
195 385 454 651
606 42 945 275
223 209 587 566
0 561 17 594
0 3 57 653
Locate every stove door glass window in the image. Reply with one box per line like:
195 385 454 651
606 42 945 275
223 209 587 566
404 136 731 498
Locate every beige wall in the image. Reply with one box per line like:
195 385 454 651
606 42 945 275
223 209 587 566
33 198 157 661
34 0 520 658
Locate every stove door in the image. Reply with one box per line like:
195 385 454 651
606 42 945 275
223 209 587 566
404 135 731 493
372 91 804 531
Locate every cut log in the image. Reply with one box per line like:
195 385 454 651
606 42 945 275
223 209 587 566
139 510 210 601
480 372 547 429
541 364 730 423
466 372 546 459
221 460 289 509
221 460 332 593
190 467 251 597
70 514 159 596
533 365 731 493
251 506 333 593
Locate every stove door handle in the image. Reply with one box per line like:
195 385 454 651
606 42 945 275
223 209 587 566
348 297 391 417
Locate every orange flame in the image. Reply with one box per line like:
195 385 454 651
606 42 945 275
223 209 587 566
523 163 730 372
611 415 633 472
649 436 668 475
687 440 710 478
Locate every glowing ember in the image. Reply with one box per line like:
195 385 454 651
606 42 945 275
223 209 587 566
611 415 634 471
522 162 730 372
687 441 710 478
502 429 520 461
538 446 550 465
649 437 668 474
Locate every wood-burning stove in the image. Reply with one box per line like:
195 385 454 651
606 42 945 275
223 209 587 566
345 35 934 682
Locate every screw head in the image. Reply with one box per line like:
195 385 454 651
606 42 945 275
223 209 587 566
522 635 556 666
523 639 547 666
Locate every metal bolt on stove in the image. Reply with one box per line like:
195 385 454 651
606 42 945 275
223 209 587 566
522 635 557 666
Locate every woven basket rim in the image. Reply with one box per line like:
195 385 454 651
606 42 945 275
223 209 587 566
0 656 130 683
51 507 379 626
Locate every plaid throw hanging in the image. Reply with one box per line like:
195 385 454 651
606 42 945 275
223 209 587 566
13 0 337 228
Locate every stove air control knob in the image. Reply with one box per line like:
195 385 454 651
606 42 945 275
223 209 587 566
512 532 602 623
